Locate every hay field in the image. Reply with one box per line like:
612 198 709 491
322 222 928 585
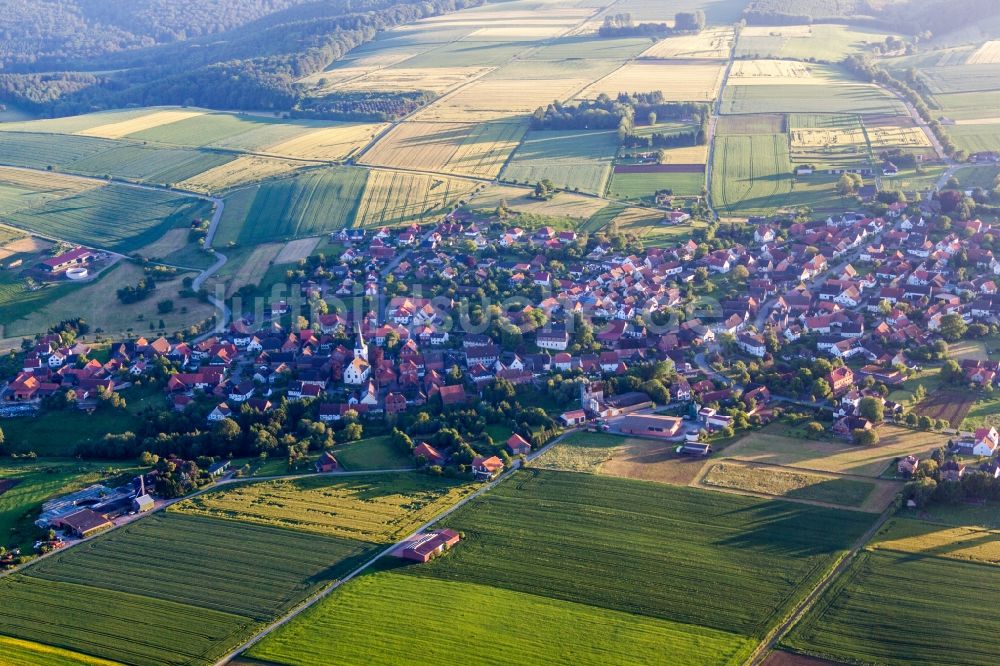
658 144 709 164
228 243 284 295
355 170 477 227
75 109 205 139
275 237 321 264
299 52 417 88
263 123 386 161
729 60 840 85
0 167 95 195
501 129 618 194
582 60 725 101
179 155 312 194
137 228 190 260
414 77 590 121
359 121 526 179
640 28 735 60
968 40 1000 65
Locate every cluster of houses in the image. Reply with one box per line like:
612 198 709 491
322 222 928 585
5 205 1000 456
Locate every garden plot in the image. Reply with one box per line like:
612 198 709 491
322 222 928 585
582 60 725 101
639 28 735 60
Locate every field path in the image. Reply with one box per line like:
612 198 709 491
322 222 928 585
704 28 738 220
744 504 895 666
215 428 581 665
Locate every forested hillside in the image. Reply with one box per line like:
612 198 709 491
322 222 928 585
0 0 484 115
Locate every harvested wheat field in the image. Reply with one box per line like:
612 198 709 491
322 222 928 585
658 144 709 164
264 123 387 161
968 41 1000 65
415 78 590 122
582 61 725 102
868 125 931 148
464 24 572 40
359 121 526 179
729 60 832 85
274 237 321 264
0 235 52 261
75 109 205 139
640 28 735 60
299 52 418 90
0 167 96 195
355 170 477 227
179 156 311 194
337 67 488 94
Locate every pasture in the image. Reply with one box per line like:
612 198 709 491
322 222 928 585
919 64 1000 94
933 90 1000 121
359 121 526 179
711 133 793 217
354 170 477 228
722 424 946 477
501 130 618 195
581 60 725 101
700 462 883 510
331 436 414 470
419 470 873 637
215 166 368 245
469 184 608 220
783 550 1000 666
722 84 905 115
3 261 216 339
171 473 474 542
949 123 1000 155
248 570 755 666
4 185 210 252
639 28 734 60
737 25 897 62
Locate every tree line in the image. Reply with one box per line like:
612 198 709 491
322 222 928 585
597 11 704 38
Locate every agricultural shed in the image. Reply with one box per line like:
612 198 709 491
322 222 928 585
396 529 461 563
55 508 113 538
619 415 683 439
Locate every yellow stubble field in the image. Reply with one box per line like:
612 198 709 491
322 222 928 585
75 109 205 139
582 60 725 102
263 123 387 161
639 28 735 60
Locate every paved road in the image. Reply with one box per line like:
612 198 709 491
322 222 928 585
215 428 580 665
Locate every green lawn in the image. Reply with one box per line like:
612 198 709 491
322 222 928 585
331 436 414 470
416 469 875 637
1 383 165 456
249 570 755 666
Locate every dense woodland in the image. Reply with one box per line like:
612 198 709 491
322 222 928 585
0 0 486 116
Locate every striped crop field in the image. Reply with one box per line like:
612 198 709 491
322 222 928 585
354 170 478 227
711 133 792 216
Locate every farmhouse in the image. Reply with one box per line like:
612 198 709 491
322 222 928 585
560 409 587 426
618 414 683 439
54 508 113 538
506 433 532 456
396 529 461 563
39 247 98 273
471 455 504 480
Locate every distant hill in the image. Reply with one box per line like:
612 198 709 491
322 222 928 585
0 0 484 116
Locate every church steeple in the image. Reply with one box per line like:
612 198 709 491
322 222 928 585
354 324 368 360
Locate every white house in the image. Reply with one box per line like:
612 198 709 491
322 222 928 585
344 357 371 385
